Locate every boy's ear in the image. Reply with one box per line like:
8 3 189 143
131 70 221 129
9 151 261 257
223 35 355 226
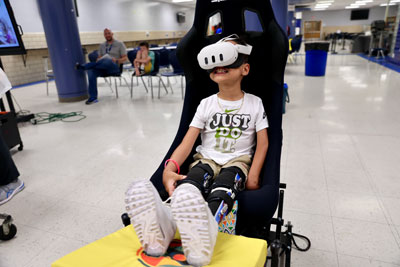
241 63 250 76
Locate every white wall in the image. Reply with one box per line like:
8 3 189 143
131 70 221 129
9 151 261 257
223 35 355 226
302 5 399 27
9 0 195 33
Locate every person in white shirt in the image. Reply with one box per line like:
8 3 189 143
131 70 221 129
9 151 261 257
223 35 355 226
125 35 268 267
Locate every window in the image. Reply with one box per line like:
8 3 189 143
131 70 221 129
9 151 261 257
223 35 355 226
244 10 263 32
207 12 223 36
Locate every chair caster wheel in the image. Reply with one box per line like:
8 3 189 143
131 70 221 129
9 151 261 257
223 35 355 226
121 213 131 227
0 223 17 241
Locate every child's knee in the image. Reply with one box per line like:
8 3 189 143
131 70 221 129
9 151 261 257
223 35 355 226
176 163 214 193
206 167 245 214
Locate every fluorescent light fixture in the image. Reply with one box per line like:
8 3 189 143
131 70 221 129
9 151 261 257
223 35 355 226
390 0 400 2
146 2 160 6
317 0 334 2
315 3 331 7
380 3 395 5
172 0 193 2
345 5 360 8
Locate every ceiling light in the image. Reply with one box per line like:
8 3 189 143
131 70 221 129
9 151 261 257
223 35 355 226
345 5 360 8
380 3 396 5
172 0 193 2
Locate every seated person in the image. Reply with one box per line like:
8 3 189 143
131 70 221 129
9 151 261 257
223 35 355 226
0 132 24 205
133 42 155 76
125 35 269 266
76 28 127 105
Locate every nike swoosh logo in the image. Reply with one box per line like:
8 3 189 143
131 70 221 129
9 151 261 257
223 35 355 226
225 109 239 113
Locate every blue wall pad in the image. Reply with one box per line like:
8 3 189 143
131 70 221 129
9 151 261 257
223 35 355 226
358 53 400 74
11 79 54 90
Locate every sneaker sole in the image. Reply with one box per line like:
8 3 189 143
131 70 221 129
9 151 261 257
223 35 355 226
171 185 214 266
85 100 98 105
0 181 25 205
125 181 166 256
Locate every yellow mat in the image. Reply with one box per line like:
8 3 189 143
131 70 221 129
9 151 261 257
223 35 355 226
52 226 267 267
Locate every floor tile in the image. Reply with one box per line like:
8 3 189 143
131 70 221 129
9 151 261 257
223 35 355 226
290 248 338 267
285 210 336 253
329 191 387 223
0 225 60 267
381 197 400 226
333 217 400 264
24 236 86 267
325 169 374 194
285 187 331 216
338 254 400 267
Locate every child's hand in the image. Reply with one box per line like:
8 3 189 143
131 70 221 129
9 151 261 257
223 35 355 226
245 175 260 190
163 170 186 196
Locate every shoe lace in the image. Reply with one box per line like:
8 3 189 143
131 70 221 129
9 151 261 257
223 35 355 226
163 197 172 208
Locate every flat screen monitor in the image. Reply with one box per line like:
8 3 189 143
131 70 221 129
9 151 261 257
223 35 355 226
351 9 369 20
0 0 26 56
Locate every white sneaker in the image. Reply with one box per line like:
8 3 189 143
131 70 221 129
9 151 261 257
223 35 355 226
125 179 176 256
171 183 218 267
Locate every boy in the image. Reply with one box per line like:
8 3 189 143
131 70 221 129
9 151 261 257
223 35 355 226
133 42 155 76
125 35 268 266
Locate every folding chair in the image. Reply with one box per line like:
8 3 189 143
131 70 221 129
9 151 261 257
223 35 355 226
43 56 55 96
161 49 185 99
87 50 129 98
130 51 168 99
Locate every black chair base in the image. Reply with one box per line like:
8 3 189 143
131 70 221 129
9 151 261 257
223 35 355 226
0 214 17 241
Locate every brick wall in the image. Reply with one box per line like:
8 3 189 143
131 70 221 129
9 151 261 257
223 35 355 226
1 30 185 86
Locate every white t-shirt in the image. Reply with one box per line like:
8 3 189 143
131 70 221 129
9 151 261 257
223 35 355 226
190 92 269 165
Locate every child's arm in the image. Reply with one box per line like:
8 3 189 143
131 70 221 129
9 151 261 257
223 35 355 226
246 129 269 190
163 127 201 196
135 54 152 64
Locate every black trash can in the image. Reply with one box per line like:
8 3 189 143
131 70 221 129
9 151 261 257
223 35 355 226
305 42 330 76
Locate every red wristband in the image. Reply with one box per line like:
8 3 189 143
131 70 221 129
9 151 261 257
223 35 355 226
164 159 180 174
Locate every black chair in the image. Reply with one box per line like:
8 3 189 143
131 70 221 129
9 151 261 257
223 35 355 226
159 47 171 71
87 50 129 98
288 35 303 63
161 49 185 99
127 49 140 91
122 0 302 265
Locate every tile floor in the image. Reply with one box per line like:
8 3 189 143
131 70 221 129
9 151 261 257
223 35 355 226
0 54 400 266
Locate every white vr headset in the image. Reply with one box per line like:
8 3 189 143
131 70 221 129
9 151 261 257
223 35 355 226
197 34 252 71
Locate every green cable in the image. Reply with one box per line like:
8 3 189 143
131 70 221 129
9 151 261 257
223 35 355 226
31 111 86 124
